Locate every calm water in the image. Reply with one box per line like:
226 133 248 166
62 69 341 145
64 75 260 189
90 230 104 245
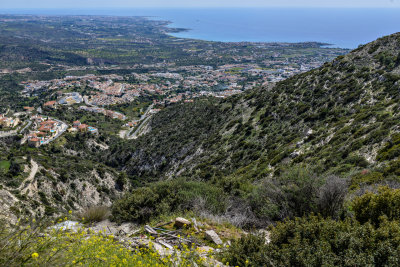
1 8 400 48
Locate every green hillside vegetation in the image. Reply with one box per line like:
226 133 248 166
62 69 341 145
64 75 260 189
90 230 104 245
105 33 400 227
221 186 400 266
1 24 400 266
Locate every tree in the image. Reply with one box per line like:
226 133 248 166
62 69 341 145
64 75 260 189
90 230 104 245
8 160 21 176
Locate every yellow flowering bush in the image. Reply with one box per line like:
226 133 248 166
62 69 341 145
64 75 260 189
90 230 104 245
0 219 209 266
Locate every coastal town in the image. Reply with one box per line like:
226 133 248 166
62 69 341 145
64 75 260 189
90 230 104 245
20 55 333 106
0 52 346 146
0 15 348 146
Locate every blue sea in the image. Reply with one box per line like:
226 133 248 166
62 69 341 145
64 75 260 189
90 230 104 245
1 8 400 48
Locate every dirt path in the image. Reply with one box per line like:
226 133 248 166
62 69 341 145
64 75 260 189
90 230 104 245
20 159 38 194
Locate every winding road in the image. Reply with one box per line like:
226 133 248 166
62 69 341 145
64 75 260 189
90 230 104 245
125 104 154 139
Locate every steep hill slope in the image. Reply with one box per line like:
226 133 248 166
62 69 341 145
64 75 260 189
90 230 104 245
107 33 400 185
0 134 128 223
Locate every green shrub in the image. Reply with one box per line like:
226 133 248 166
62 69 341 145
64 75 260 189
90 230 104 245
79 206 110 223
376 133 400 161
112 179 228 224
350 171 384 190
249 167 324 221
222 215 400 267
219 233 268 266
352 186 400 226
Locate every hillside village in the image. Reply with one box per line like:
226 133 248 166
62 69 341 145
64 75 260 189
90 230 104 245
20 58 335 107
0 50 352 148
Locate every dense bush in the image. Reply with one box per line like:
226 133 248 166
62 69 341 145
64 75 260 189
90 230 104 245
112 179 228 223
352 186 400 226
249 168 328 221
219 233 269 266
350 171 384 190
376 133 400 161
222 215 400 267
317 175 348 218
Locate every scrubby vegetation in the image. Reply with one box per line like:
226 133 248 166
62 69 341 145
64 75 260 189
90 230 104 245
112 179 227 224
79 206 111 224
1 19 400 267
221 187 400 266
111 167 350 229
101 33 400 191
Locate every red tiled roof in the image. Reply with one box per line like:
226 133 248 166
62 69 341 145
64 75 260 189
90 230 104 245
38 126 51 132
44 101 57 106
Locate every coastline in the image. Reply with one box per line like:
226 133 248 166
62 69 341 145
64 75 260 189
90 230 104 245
1 8 400 48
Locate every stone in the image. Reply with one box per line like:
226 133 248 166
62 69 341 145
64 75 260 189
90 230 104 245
204 230 223 245
174 217 191 228
50 221 82 232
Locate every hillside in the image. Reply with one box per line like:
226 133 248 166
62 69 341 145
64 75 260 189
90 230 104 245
107 33 400 185
0 133 128 223
1 29 400 267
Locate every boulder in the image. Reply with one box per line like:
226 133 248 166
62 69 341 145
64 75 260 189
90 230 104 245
174 217 191 228
205 230 223 245
50 221 82 232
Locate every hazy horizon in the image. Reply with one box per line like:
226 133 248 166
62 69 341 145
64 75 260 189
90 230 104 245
1 0 400 9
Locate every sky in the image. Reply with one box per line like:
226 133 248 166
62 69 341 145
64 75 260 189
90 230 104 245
1 0 400 9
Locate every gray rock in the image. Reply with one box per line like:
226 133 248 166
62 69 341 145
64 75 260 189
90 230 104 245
174 217 191 228
50 221 82 231
204 230 223 245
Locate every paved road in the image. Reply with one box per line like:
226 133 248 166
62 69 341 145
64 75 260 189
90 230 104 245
125 104 154 139
19 120 32 134
128 115 152 140
83 95 94 106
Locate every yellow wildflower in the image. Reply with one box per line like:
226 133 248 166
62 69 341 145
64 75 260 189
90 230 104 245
31 252 39 259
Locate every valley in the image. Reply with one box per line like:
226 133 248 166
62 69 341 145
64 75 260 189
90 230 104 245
0 13 399 267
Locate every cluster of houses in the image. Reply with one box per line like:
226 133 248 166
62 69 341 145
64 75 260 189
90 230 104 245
68 120 98 134
0 115 20 128
27 116 60 147
26 116 98 147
